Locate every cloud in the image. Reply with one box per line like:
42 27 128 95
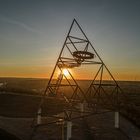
0 15 41 34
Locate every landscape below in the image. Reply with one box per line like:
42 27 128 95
0 77 140 128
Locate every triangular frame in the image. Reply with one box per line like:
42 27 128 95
30 19 126 140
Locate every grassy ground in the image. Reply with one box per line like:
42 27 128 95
0 128 20 140
0 93 65 118
0 78 140 126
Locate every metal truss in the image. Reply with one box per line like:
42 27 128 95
30 19 127 140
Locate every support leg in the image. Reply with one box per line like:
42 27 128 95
67 121 72 140
115 111 119 128
37 108 42 125
80 103 84 116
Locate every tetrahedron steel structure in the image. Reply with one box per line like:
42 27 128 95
30 19 125 139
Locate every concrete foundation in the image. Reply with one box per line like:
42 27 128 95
37 108 42 125
66 121 72 140
115 111 119 128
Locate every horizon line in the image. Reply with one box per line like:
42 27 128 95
0 76 140 82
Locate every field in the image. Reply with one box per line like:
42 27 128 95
0 78 140 139
0 78 140 117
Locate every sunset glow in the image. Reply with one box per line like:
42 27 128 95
62 69 69 77
0 1 140 81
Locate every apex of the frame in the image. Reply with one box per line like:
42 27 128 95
73 18 77 23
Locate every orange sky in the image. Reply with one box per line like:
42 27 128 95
0 1 140 81
0 65 139 81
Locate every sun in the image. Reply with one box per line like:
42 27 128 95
62 69 69 76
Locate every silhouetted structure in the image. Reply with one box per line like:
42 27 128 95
30 19 128 140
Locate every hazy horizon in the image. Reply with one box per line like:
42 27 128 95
0 76 140 82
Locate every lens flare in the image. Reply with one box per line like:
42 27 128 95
62 69 69 76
